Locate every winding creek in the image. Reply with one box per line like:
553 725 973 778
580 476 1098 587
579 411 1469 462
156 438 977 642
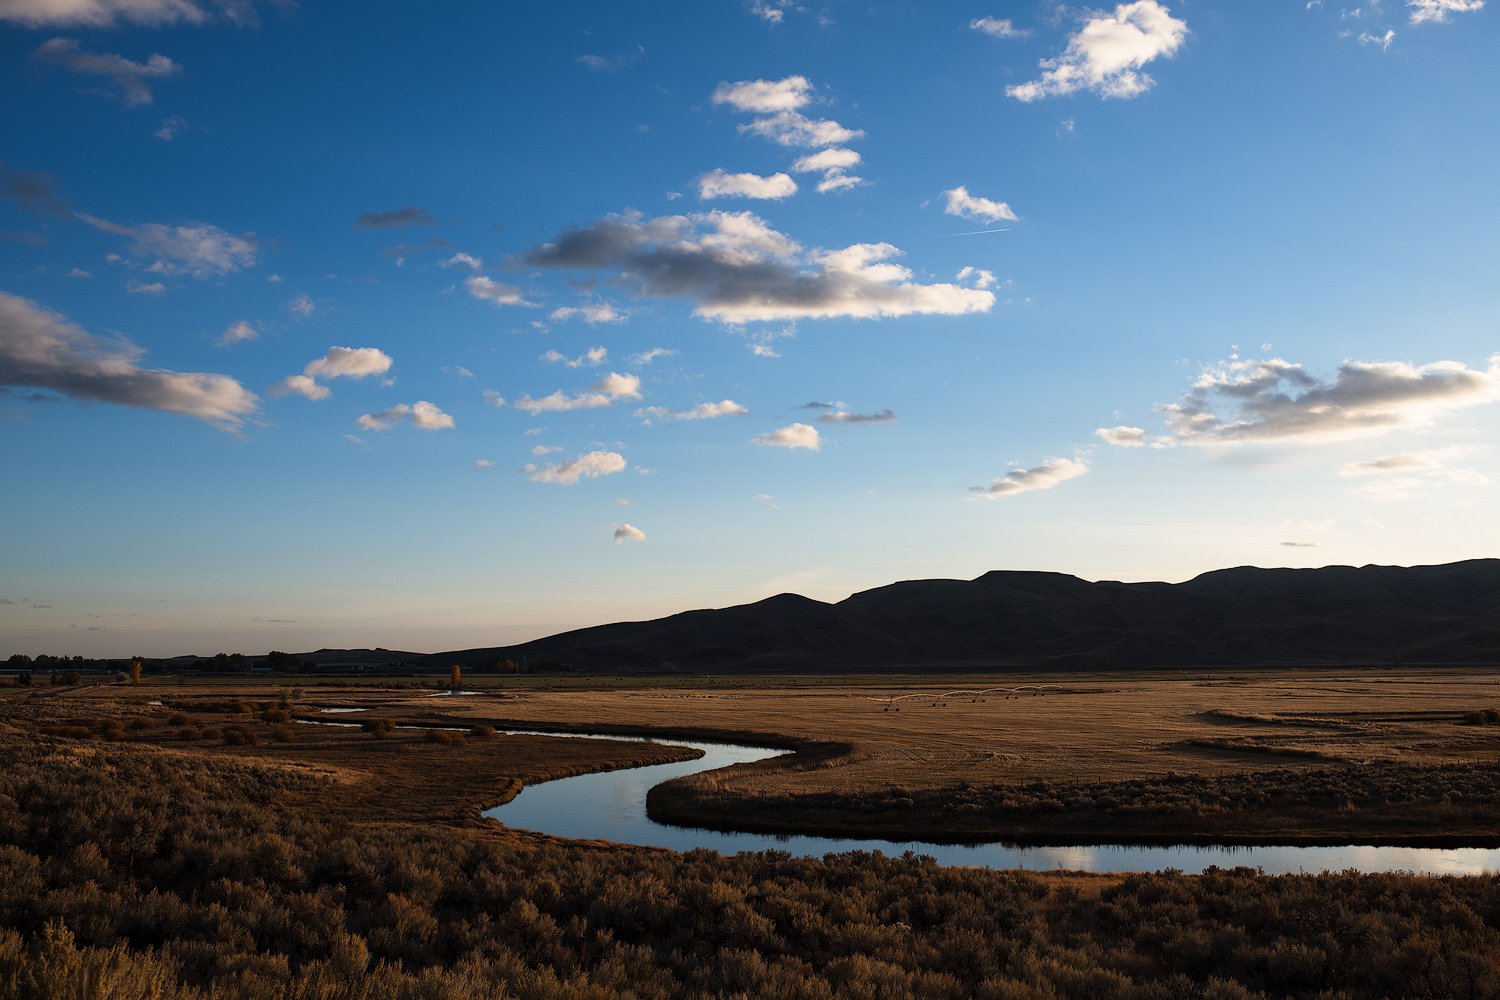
484 731 1500 876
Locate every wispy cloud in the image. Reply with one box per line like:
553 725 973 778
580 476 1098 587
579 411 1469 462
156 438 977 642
628 347 678 366
816 408 895 424
1 0 263 27
515 372 642 414
1095 425 1148 447
0 292 257 430
355 400 453 431
465 275 535 308
636 399 748 422
576 46 643 72
522 450 627 485
971 16 1028 38
356 206 436 229
34 37 180 106
613 523 647 544
970 457 1088 499
78 212 256 278
542 347 605 369
1008 1 1189 102
548 302 624 324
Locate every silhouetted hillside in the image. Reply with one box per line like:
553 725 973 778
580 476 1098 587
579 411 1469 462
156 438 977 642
426 559 1500 673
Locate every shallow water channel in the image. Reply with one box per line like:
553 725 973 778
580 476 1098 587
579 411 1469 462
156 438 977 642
485 731 1500 876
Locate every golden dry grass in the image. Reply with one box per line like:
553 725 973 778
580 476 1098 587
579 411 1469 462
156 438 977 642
388 668 1500 796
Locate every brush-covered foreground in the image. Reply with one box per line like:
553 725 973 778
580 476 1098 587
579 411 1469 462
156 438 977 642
1 677 1498 998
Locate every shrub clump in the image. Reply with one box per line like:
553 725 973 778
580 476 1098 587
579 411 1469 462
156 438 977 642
362 719 395 739
221 725 258 747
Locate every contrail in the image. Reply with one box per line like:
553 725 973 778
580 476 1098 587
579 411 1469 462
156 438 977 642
937 227 1013 237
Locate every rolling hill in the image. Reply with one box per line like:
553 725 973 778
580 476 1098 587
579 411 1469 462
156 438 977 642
420 559 1500 673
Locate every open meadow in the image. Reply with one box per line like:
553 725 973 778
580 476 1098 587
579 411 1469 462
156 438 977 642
2 670 1500 998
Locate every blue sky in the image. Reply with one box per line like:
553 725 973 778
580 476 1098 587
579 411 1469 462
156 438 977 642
2 0 1497 656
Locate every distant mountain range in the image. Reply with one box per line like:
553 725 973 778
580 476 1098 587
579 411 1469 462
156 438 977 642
414 559 1500 673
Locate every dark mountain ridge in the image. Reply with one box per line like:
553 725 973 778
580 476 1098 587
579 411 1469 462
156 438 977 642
425 559 1500 673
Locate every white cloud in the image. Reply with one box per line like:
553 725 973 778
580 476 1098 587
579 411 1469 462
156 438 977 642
711 75 812 112
714 75 864 149
740 111 864 148
524 209 994 323
791 148 863 194
270 374 329 401
970 457 1088 499
482 388 506 407
306 346 393 380
956 266 998 289
697 169 798 200
275 346 392 400
943 186 1019 224
614 497 632 505
613 523 646 544
1095 425 1148 447
548 302 624 324
0 291 257 430
1408 0 1483 23
1157 354 1500 445
752 422 820 450
1359 27 1396 48
971 16 1027 38
749 0 792 23
34 37 180 106
355 400 453 431
473 458 494 470
531 444 561 456
628 347 678 366
66 267 92 279
443 365 474 379
515 371 642 414
409 400 454 430
541 346 608 368
522 450 627 485
465 275 535 308
636 399 748 422
286 293 314 318
0 0 259 26
1007 1 1189 102
125 280 165 295
792 148 860 173
441 252 482 271
78 213 256 278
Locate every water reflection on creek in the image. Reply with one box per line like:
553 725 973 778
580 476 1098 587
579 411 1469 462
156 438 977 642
484 731 1500 876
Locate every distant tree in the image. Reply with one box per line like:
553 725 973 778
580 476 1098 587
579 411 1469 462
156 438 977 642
450 665 462 689
128 660 143 685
